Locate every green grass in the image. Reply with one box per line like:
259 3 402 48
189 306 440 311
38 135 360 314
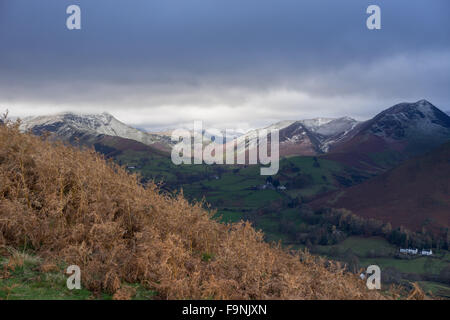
359 256 448 275
0 253 99 300
255 216 291 243
331 236 395 257
215 210 244 223
0 251 156 300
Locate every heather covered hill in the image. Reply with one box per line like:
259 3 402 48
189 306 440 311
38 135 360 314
316 142 450 235
0 120 386 300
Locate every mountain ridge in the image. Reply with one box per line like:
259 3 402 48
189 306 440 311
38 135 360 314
20 112 174 152
230 117 359 157
18 100 450 164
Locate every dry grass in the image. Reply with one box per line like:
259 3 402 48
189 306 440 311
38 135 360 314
112 285 137 300
3 249 40 271
407 283 427 300
0 120 388 299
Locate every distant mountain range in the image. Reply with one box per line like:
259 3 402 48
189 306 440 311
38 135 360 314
229 100 450 167
230 117 359 157
19 100 450 165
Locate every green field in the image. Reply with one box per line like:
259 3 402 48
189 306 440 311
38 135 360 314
360 256 449 275
316 236 396 257
115 151 357 221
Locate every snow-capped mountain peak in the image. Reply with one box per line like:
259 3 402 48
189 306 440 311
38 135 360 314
20 112 173 148
362 100 450 139
328 100 450 160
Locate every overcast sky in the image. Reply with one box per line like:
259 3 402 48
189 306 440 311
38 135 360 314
0 0 449 131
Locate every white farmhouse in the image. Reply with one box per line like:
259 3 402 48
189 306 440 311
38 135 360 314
399 248 418 255
399 248 433 256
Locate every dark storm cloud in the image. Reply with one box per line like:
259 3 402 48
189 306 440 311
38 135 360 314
0 0 449 129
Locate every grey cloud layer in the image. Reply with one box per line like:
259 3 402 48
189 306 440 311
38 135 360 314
0 0 449 130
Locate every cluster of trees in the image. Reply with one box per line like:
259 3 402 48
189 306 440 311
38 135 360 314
247 205 348 247
285 173 314 189
313 207 449 250
250 202 449 251
265 176 281 187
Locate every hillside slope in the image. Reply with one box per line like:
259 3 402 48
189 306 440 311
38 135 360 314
0 120 386 300
316 142 450 234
